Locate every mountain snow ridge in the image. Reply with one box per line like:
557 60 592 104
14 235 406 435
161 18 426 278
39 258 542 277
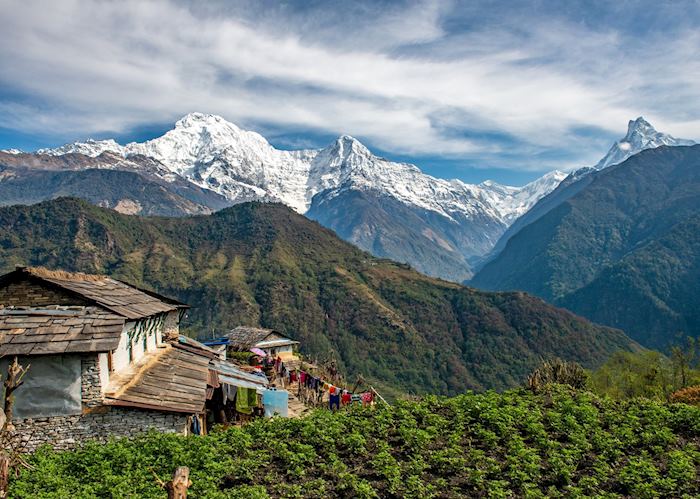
35 112 565 224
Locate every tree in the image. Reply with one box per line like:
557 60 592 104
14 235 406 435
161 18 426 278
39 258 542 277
671 336 696 389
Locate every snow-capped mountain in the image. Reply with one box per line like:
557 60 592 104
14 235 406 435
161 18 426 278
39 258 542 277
12 112 696 281
38 113 562 224
32 113 570 280
594 117 695 170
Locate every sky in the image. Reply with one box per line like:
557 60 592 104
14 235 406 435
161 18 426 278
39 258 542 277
1 0 699 185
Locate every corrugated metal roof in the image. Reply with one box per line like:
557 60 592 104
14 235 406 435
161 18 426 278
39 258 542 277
213 359 269 388
255 338 300 348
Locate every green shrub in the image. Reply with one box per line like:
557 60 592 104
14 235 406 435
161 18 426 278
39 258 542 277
10 389 700 498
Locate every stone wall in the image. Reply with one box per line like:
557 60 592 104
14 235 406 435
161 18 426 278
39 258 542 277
0 278 89 307
81 356 103 409
163 310 181 341
6 349 191 452
9 407 189 452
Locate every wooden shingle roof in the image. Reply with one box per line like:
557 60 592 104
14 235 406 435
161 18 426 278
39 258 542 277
0 306 124 356
2 267 180 320
226 326 278 350
104 343 210 414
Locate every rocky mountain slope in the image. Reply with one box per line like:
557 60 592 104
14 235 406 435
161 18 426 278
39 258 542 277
471 144 700 350
0 150 230 216
22 113 566 280
0 198 635 395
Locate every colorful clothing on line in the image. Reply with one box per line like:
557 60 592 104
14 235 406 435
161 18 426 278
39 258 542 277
329 393 341 410
236 387 256 415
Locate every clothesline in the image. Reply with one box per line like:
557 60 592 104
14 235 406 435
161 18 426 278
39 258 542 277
271 356 374 409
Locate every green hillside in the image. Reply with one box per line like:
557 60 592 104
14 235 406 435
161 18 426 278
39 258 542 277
472 145 700 350
10 388 700 498
0 198 634 395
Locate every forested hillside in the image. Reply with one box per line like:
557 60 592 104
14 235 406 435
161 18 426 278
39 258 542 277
472 145 700 350
0 198 634 395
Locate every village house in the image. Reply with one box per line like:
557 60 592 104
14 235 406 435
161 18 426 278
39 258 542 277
0 266 233 451
220 326 300 358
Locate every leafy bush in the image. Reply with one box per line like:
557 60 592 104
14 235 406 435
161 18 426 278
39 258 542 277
10 388 700 498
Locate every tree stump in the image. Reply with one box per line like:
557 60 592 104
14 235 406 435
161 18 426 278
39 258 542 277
165 466 191 499
0 454 8 498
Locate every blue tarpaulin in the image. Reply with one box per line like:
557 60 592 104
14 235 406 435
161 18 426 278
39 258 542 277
262 389 289 418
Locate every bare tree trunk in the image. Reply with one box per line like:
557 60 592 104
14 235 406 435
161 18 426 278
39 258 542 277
0 357 30 498
3 357 30 432
165 466 191 499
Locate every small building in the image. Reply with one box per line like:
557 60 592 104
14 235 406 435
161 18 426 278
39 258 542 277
0 266 215 451
222 326 299 358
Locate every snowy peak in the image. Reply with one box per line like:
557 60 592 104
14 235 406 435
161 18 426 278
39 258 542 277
595 116 695 169
174 112 238 130
625 116 655 139
477 170 568 222
331 135 372 160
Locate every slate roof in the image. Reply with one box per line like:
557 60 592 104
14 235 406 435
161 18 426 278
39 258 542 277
0 306 125 356
1 267 181 320
104 343 211 414
225 326 297 351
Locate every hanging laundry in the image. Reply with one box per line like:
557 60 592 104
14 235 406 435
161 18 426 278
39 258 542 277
341 391 351 406
329 393 341 411
191 414 201 435
236 387 255 415
351 394 362 404
222 384 237 405
361 392 374 405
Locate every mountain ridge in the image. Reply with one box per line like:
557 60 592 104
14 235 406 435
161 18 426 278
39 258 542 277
473 117 695 272
471 144 700 350
12 112 567 280
6 113 693 282
0 197 637 395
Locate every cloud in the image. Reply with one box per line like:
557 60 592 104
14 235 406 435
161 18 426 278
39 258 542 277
0 0 698 173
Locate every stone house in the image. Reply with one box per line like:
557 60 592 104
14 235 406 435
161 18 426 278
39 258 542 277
223 326 299 358
0 266 216 451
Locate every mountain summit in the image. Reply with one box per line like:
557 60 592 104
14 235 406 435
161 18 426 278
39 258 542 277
594 116 695 170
